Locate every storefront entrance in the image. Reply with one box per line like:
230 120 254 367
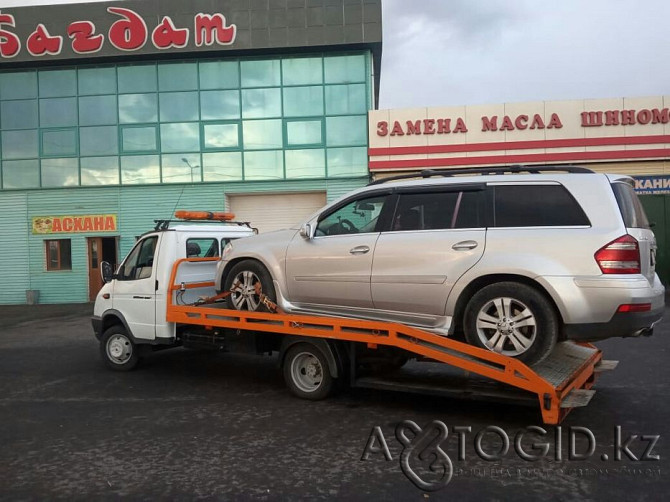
88 237 118 301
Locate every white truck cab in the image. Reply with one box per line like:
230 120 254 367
92 219 255 364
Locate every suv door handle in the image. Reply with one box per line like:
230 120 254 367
349 245 370 255
452 240 478 251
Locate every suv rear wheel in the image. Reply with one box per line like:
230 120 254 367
463 282 558 366
224 260 276 312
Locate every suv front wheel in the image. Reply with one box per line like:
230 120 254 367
463 282 558 366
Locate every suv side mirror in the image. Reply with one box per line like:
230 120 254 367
101 261 115 283
299 223 314 239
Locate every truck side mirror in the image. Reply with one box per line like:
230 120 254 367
299 223 314 239
101 261 114 283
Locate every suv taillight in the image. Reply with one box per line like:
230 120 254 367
594 235 641 274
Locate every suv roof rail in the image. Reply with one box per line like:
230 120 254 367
367 164 596 185
153 219 257 232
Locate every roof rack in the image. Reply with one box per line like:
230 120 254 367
368 164 595 186
153 219 256 232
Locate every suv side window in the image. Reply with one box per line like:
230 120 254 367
392 190 483 231
119 236 158 281
493 185 590 227
316 194 388 236
611 182 650 229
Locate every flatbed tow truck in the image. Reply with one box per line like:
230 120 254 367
93 212 617 425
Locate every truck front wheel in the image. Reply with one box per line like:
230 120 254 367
100 325 139 371
283 343 334 400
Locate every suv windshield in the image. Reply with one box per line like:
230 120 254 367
611 182 650 229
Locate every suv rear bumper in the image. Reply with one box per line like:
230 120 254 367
563 305 664 341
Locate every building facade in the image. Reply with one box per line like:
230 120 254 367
0 0 382 304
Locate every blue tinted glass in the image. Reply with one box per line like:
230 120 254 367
324 55 366 84
119 94 158 123
39 69 77 97
286 120 322 146
117 65 157 93
283 86 323 117
40 98 77 128
327 147 368 177
78 67 116 95
80 126 118 156
160 123 200 152
282 57 323 86
2 130 38 159
41 158 79 187
121 126 157 152
243 120 282 149
199 61 239 89
81 156 119 185
241 88 281 118
202 152 242 181
159 92 199 122
42 129 78 157
203 123 239 149
0 72 37 100
158 63 198 91
162 153 201 183
121 155 160 184
244 150 284 180
79 95 117 126
200 90 240 120
325 84 367 115
1 100 38 129
2 159 39 189
326 115 367 146
285 149 325 178
241 60 281 87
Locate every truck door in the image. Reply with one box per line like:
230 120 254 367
113 235 160 340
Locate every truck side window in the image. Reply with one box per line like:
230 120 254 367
186 238 219 258
119 236 158 281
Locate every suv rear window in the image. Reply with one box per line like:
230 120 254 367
611 182 650 229
493 184 590 227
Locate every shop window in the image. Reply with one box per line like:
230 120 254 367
282 57 323 86
120 125 158 153
285 119 323 147
41 129 78 157
285 149 325 179
161 153 201 183
325 84 367 115
326 115 367 147
324 55 366 84
199 61 239 90
117 65 157 94
203 122 240 150
0 71 38 100
159 91 199 122
244 150 283 180
202 151 243 181
2 130 38 159
39 69 77 98
119 94 158 124
45 239 72 271
41 158 79 187
158 63 198 92
242 119 282 150
120 155 160 184
327 147 368 177
1 100 38 130
79 95 118 126
81 156 119 186
241 60 281 88
2 159 39 189
186 238 219 258
200 90 240 120
160 123 200 153
80 126 118 156
283 86 324 117
241 88 281 119
39 98 77 128
78 67 117 96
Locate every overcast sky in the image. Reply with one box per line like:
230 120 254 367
1 0 668 109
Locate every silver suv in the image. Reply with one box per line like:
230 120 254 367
215 166 665 365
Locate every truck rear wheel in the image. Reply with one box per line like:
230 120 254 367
100 325 139 371
283 343 334 400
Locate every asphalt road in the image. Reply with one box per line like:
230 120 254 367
0 303 668 501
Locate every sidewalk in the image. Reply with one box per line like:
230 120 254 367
0 303 93 328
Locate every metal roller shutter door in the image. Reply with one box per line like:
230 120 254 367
227 192 327 233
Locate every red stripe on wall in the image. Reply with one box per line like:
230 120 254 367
368 134 670 157
368 148 670 171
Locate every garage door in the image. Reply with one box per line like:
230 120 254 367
227 192 327 233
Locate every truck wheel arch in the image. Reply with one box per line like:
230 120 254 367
101 310 136 342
